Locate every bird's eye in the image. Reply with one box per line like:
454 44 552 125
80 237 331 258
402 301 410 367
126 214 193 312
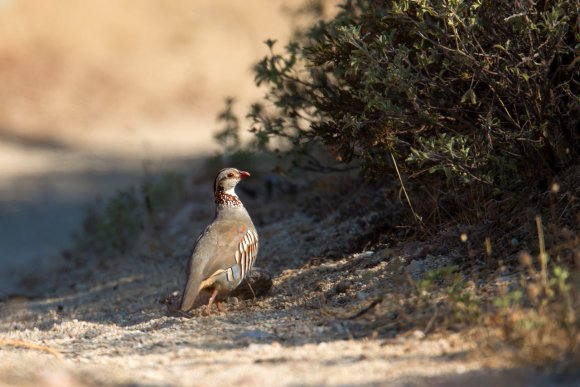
227 172 234 178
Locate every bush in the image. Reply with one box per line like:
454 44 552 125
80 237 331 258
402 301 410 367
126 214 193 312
248 0 578 189
81 187 144 256
78 173 186 257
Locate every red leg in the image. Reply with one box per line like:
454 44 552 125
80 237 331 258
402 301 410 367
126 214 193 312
216 300 224 312
204 288 219 314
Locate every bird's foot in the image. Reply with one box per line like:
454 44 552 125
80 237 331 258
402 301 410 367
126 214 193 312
201 302 225 315
201 305 212 316
202 288 221 316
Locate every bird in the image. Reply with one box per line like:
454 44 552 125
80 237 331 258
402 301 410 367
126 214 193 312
178 167 259 314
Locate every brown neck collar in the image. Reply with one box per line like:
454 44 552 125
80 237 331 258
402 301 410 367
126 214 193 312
215 190 243 209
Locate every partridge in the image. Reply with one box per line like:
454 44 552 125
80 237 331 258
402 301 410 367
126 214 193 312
178 167 259 313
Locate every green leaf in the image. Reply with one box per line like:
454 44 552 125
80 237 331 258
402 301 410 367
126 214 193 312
461 88 477 105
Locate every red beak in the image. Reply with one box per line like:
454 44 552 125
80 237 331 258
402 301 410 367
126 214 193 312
239 170 251 179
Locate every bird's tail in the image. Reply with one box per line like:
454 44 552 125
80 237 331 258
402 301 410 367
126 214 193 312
179 269 203 312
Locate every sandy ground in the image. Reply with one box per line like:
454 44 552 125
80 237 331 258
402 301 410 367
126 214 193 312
0 170 574 386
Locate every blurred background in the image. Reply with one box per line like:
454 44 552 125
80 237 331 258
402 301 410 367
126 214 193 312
0 0 291 297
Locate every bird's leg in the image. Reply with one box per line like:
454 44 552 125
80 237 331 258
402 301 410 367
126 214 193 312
216 300 224 312
204 288 219 314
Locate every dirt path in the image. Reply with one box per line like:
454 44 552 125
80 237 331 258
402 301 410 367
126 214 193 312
0 171 571 386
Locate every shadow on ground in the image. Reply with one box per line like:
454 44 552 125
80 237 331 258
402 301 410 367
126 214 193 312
0 138 207 299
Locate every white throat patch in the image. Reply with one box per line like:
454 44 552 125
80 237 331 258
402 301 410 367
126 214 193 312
224 187 238 196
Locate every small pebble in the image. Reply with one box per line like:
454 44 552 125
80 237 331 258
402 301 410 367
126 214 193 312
412 330 425 340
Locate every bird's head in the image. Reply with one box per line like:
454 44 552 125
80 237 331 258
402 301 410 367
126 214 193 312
213 167 251 197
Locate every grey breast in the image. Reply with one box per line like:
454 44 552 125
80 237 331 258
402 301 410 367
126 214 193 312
201 207 259 291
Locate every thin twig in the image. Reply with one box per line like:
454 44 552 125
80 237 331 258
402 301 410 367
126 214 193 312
535 216 548 290
504 12 527 22
390 153 427 231
424 307 439 335
346 299 381 320
0 339 62 357
244 277 257 300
